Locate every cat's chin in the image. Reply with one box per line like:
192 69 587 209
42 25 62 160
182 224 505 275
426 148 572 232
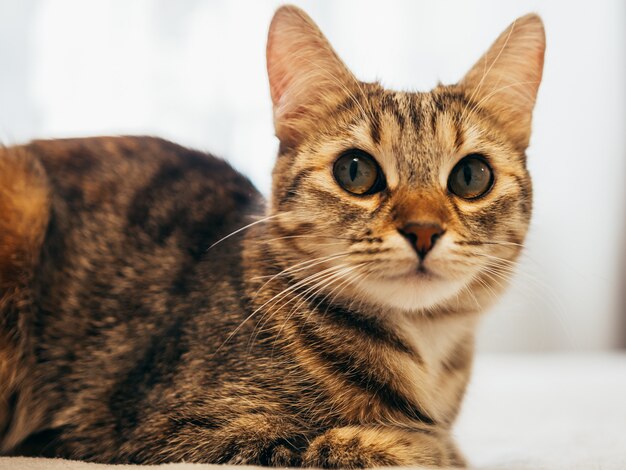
353 273 468 313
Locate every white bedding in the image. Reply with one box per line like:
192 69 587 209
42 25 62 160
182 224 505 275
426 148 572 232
2 353 625 470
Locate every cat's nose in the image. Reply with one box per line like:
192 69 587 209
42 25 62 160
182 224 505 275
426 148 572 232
398 223 445 260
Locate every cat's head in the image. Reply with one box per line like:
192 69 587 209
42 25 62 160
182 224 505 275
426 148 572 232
264 6 545 314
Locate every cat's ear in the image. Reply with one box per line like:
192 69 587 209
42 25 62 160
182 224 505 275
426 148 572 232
460 14 545 149
267 6 357 148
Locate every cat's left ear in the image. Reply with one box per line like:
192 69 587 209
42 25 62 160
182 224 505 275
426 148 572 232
267 6 357 149
460 14 546 150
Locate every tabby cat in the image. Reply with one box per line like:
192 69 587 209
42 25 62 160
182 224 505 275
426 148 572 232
0 6 545 468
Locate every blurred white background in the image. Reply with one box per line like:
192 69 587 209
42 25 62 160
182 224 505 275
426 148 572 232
0 0 624 352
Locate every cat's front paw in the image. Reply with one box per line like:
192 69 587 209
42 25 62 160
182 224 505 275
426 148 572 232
302 427 403 468
302 426 454 468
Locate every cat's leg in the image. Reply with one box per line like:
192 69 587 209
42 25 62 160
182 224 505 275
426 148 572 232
210 414 305 466
301 426 464 468
144 412 307 466
0 146 50 451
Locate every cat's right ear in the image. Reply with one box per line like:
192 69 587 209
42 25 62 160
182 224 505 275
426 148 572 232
267 6 357 149
460 14 546 150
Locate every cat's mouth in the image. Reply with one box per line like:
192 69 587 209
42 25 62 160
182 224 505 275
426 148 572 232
352 265 465 312
381 263 441 282
414 264 437 279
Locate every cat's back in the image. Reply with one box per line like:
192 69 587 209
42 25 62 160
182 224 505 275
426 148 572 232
18 136 262 303
28 136 258 229
4 136 261 349
8 135 259 320
24 136 258 257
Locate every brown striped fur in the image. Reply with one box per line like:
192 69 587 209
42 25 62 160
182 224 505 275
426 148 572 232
0 6 544 467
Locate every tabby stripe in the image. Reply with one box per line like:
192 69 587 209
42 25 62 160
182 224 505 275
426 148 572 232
429 94 448 134
307 188 365 223
305 294 416 357
295 324 435 425
350 248 390 255
333 95 358 115
369 110 382 145
109 317 188 436
512 174 532 213
407 95 422 131
279 168 313 207
440 338 473 373
449 200 468 225
454 124 464 150
381 94 406 131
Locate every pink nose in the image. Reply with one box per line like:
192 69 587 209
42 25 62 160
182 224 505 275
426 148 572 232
398 223 445 260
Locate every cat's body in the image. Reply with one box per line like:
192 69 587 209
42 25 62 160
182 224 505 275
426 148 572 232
0 135 469 466
0 6 545 467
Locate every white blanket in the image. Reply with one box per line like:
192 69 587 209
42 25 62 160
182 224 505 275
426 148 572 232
2 353 625 469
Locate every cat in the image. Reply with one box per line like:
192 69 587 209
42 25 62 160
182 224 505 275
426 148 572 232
0 5 544 468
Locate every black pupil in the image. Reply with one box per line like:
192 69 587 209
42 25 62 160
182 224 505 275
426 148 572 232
448 155 492 199
333 150 385 196
463 163 472 186
349 159 359 181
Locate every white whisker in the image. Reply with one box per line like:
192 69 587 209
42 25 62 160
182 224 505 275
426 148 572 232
206 213 285 251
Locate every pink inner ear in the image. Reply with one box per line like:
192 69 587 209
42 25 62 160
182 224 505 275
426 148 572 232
268 71 286 107
266 31 289 106
459 14 545 148
266 6 317 108
464 14 545 98
266 6 355 112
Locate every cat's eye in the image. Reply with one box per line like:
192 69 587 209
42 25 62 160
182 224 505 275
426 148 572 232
448 155 494 200
333 150 386 195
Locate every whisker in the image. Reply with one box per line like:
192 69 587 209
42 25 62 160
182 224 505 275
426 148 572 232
248 265 354 351
250 252 350 288
212 263 350 356
269 263 368 353
316 267 371 318
263 234 353 243
206 212 285 251
455 239 525 248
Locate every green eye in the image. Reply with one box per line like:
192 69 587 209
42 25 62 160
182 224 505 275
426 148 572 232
448 155 494 199
333 150 386 195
